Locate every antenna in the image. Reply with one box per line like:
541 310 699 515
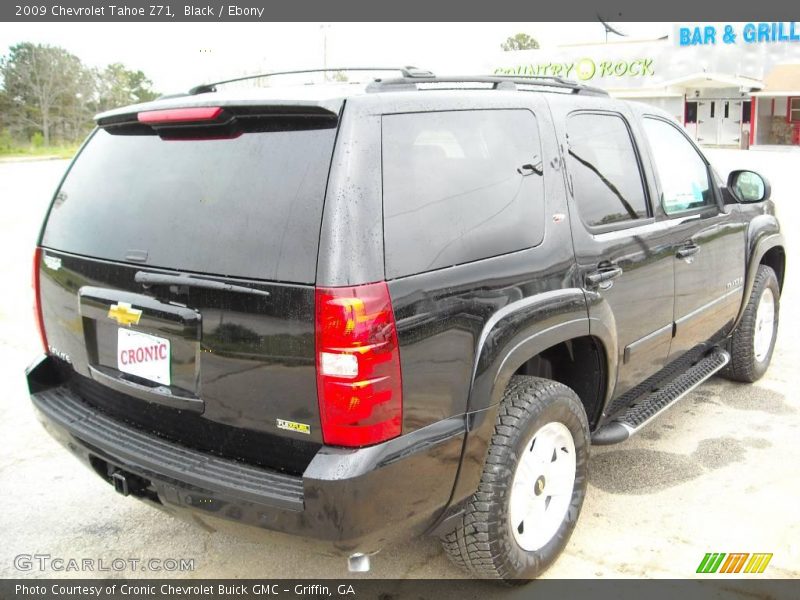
598 15 627 43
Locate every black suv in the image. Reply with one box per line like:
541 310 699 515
27 69 785 581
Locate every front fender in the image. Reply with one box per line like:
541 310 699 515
735 215 784 328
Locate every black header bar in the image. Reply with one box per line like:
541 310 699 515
3 0 800 22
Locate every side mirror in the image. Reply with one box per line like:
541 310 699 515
727 170 771 203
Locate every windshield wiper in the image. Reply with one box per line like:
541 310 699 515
134 271 271 297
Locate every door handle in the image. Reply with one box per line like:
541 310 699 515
676 243 700 259
585 265 623 287
517 161 543 176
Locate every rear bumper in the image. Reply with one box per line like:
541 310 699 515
27 355 465 555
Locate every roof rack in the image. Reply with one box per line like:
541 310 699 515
189 66 434 95
365 75 609 96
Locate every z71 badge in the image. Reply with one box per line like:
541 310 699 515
276 419 311 435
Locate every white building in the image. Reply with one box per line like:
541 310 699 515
492 22 800 149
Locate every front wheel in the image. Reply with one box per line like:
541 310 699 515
440 376 589 582
724 265 780 383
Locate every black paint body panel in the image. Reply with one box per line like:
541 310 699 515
37 250 323 473
29 355 464 555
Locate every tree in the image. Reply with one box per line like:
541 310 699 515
0 44 159 145
0 43 90 145
62 66 97 142
0 88 12 132
95 63 158 113
501 33 540 51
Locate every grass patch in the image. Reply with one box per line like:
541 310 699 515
0 144 79 160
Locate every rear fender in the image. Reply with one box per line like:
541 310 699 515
445 288 616 510
468 288 590 413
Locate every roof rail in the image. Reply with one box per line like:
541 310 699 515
189 66 434 95
365 75 609 96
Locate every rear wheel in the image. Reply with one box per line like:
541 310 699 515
724 265 780 383
441 376 589 581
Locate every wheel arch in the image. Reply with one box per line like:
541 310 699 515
467 288 616 414
511 335 609 430
438 289 615 520
760 245 785 292
736 226 785 329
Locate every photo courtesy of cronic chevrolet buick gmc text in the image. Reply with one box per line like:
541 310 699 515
26 67 785 582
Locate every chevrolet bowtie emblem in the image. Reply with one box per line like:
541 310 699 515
108 302 142 326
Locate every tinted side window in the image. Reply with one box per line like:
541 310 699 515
642 117 713 215
382 110 545 278
566 113 649 228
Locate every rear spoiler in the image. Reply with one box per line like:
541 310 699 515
96 103 340 137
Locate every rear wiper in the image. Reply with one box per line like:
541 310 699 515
134 271 270 297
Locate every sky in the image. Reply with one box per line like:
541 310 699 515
0 22 672 94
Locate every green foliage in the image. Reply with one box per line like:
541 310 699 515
30 131 44 147
501 33 540 51
0 42 159 147
96 63 158 113
0 143 79 158
0 128 13 152
0 42 90 145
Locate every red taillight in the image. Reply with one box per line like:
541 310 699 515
33 247 48 354
137 106 223 124
315 282 402 447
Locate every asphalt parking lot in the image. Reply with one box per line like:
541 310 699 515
0 149 797 582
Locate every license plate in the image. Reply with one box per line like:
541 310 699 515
117 328 171 386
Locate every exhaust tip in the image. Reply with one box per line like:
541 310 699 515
347 553 370 573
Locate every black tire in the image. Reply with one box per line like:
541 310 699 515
440 376 589 582
723 265 780 383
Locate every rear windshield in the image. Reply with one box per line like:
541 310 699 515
42 126 337 282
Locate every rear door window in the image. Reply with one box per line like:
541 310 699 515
42 126 337 283
382 109 545 279
566 112 649 229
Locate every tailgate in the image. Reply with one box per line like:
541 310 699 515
35 106 339 473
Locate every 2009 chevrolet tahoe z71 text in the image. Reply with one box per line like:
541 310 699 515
27 68 785 582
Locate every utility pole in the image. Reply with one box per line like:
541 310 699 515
320 24 330 81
